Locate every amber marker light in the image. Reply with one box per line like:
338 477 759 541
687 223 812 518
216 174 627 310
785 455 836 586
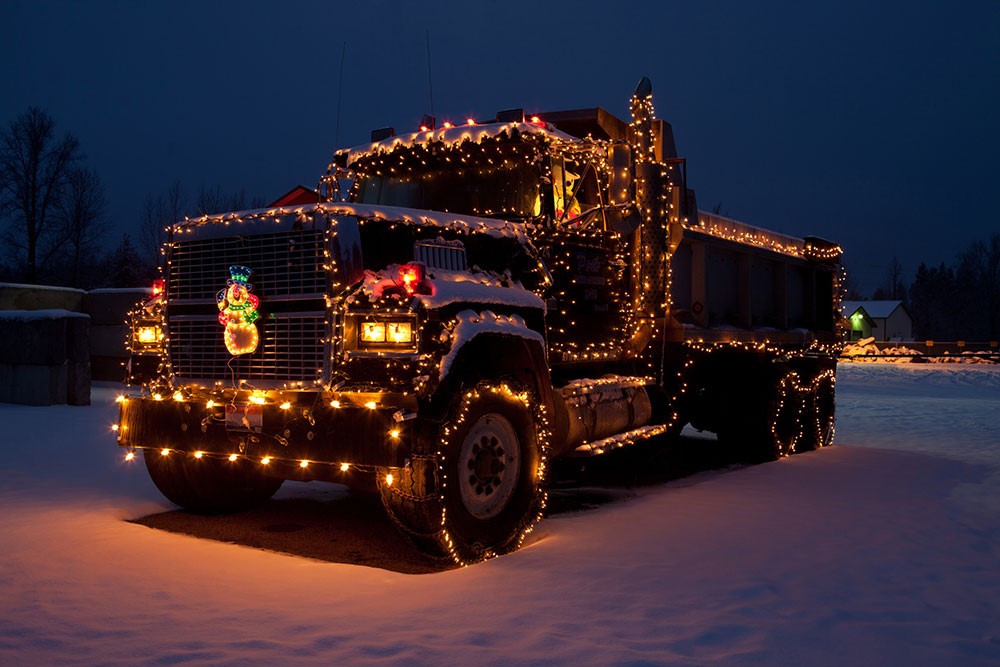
228 453 239 462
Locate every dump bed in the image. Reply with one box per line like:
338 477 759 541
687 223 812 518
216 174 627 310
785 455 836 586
667 211 841 344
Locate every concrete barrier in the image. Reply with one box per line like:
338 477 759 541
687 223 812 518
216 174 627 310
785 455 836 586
0 284 152 399
86 289 149 382
0 282 85 312
0 310 91 405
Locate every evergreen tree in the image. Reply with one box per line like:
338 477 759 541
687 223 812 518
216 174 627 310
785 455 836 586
108 233 141 287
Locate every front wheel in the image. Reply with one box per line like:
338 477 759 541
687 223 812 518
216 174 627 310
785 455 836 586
378 382 547 565
143 449 283 513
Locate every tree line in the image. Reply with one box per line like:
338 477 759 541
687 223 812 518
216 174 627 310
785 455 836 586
0 107 265 289
5 109 998 341
861 238 1000 342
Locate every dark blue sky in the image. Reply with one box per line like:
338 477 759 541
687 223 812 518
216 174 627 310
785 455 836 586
3 0 998 293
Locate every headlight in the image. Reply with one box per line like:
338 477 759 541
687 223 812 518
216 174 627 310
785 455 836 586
352 315 417 350
387 321 412 343
360 322 386 343
135 326 159 344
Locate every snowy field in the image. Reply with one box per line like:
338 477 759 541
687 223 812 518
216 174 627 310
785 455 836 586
2 364 999 666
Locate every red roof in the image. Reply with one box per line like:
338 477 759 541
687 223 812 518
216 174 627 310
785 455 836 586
268 185 321 208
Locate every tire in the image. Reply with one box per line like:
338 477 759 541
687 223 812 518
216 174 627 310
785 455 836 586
769 372 806 458
143 449 283 514
808 372 837 449
378 381 546 564
717 369 801 463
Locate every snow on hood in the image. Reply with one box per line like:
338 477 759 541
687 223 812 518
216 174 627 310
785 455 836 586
356 266 545 312
339 121 576 166
416 269 545 312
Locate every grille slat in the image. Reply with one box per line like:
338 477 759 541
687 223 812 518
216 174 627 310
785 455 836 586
166 229 328 383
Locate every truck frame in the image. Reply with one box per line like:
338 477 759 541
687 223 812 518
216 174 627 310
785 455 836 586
118 79 842 564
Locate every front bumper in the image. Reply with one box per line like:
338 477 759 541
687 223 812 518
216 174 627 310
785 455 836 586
116 391 417 471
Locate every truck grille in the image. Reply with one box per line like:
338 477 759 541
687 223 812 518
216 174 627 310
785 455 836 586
167 230 326 301
166 229 328 384
167 314 326 384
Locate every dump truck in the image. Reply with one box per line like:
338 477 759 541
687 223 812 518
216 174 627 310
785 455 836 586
117 79 842 564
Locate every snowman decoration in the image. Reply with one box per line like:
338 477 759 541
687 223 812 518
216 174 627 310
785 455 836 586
217 265 260 356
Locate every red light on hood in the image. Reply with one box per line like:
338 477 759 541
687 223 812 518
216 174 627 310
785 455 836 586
398 263 432 296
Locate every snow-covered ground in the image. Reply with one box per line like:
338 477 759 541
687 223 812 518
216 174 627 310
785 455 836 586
2 364 999 666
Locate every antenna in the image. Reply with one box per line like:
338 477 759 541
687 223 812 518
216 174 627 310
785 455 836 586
425 29 435 118
334 41 347 148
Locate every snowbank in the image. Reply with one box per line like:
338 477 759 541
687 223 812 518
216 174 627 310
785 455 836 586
842 337 997 363
1 367 998 666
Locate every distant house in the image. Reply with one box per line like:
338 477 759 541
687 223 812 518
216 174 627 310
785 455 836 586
841 302 875 340
268 185 322 208
841 300 912 341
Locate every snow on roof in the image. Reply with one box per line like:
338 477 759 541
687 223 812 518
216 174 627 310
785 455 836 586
0 308 89 321
693 211 807 257
339 121 577 166
177 202 530 243
842 300 906 319
0 282 86 295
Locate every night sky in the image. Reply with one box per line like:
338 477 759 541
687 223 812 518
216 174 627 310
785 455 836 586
3 0 998 293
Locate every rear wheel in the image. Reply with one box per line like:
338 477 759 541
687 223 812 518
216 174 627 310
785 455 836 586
378 382 546 564
143 449 283 513
805 371 836 450
717 368 803 462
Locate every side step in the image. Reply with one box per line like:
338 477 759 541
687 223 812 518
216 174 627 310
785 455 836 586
573 424 671 456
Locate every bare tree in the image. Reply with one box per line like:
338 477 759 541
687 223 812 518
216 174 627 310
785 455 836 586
53 167 108 287
195 184 267 216
140 180 184 267
0 107 82 282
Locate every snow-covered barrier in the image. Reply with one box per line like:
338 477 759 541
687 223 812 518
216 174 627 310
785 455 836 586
0 282 85 311
0 283 148 384
86 289 148 381
0 309 90 406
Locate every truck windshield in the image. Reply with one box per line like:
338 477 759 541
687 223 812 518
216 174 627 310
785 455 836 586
351 141 542 220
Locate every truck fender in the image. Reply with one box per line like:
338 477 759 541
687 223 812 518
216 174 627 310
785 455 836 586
430 310 555 427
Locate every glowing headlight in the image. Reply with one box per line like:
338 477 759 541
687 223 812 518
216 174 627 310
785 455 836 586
354 317 417 349
134 326 160 344
388 321 412 343
361 322 387 343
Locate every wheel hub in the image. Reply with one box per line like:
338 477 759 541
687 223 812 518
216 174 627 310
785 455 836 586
458 413 521 520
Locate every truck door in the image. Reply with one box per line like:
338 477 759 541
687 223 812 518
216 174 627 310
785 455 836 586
538 155 630 362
